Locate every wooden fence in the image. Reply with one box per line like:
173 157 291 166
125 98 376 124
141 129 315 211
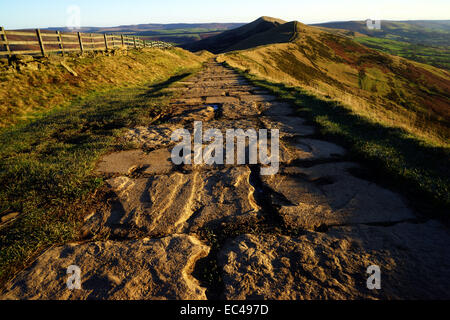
0 27 172 58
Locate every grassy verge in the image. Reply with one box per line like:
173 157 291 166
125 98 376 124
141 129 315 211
224 62 449 217
0 48 205 127
0 67 200 287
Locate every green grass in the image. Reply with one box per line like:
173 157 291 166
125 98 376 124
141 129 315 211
0 71 196 287
315 20 450 47
136 29 224 45
228 65 450 217
136 28 224 35
354 36 450 70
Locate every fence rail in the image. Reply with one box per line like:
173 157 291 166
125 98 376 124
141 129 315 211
0 27 172 58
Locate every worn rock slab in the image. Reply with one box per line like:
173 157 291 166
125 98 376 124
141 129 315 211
262 102 295 116
219 221 450 300
186 166 260 232
202 118 261 133
122 124 181 149
205 96 240 104
189 80 247 88
169 105 215 124
182 88 227 97
261 116 316 137
264 138 346 166
95 149 173 176
86 167 260 237
2 234 210 300
90 173 198 238
284 138 346 162
236 94 278 103
262 163 415 229
221 102 261 119
174 97 204 105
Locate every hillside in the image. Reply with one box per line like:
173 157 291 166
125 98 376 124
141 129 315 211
352 36 450 70
214 19 449 145
181 16 287 53
312 20 450 69
312 20 450 47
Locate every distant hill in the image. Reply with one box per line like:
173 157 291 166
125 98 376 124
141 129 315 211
181 16 287 53
43 23 245 45
45 23 245 34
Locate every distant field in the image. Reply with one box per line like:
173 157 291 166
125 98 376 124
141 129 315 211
134 29 226 44
313 20 450 70
45 23 245 46
313 20 450 47
354 37 450 70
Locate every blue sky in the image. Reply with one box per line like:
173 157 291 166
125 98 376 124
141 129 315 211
1 0 449 29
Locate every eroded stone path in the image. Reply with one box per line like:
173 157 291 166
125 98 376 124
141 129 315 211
3 61 450 300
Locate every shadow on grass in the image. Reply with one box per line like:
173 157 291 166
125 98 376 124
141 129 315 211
140 73 192 97
243 74 449 217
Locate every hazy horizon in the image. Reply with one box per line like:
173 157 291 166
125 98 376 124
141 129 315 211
3 18 450 31
1 0 449 29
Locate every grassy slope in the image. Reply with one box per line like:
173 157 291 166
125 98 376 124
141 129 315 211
353 36 450 70
225 21 298 52
313 20 450 47
0 48 205 127
218 23 450 146
182 17 286 53
217 22 450 216
220 62 450 216
0 49 207 286
313 21 450 70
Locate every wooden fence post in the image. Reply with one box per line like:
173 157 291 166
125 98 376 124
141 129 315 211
36 28 46 57
0 27 11 58
143 39 146 48
56 31 64 57
90 33 94 51
77 32 84 53
104 34 108 50
112 34 115 48
133 36 136 48
121 34 124 47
